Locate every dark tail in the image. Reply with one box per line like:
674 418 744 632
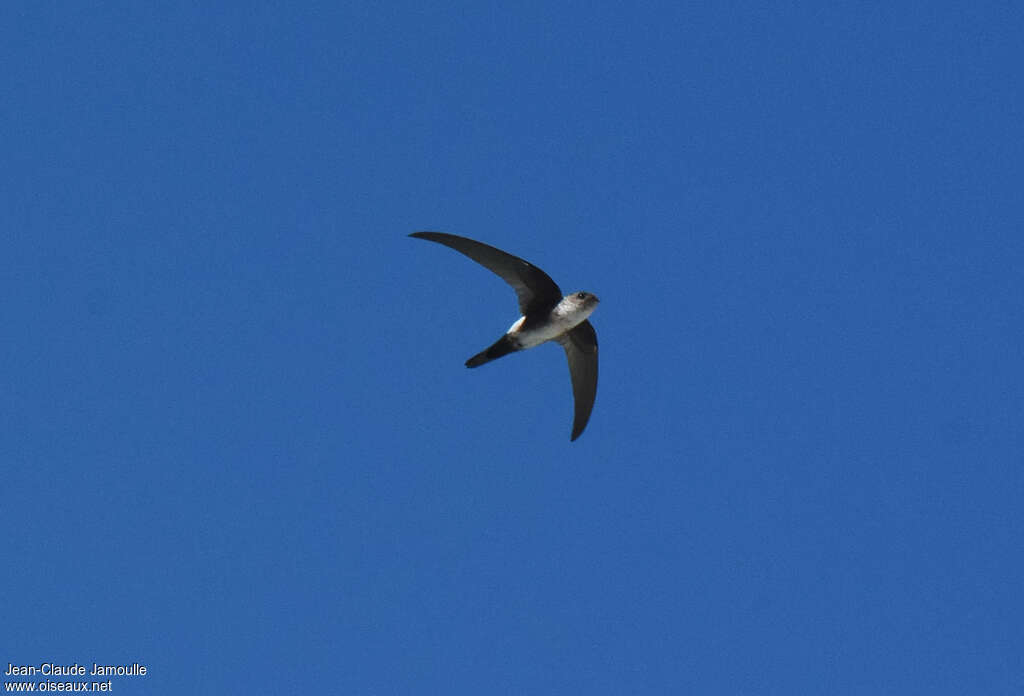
465 335 516 368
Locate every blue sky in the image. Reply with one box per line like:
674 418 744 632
3 2 1022 693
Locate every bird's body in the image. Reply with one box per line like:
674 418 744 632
409 231 600 440
508 294 597 348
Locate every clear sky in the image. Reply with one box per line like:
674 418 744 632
3 2 1022 694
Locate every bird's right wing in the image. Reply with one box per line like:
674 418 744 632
558 320 598 441
410 232 564 315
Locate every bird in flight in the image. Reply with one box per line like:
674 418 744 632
410 232 600 441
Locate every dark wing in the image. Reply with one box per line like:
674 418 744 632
557 320 598 441
410 232 563 315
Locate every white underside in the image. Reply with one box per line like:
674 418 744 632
506 300 595 349
507 316 563 349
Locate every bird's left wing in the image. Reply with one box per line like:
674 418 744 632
558 320 598 441
409 232 564 315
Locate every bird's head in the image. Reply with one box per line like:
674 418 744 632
557 291 600 323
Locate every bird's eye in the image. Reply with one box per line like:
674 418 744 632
576 292 586 300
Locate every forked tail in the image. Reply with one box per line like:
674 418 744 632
465 335 516 368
